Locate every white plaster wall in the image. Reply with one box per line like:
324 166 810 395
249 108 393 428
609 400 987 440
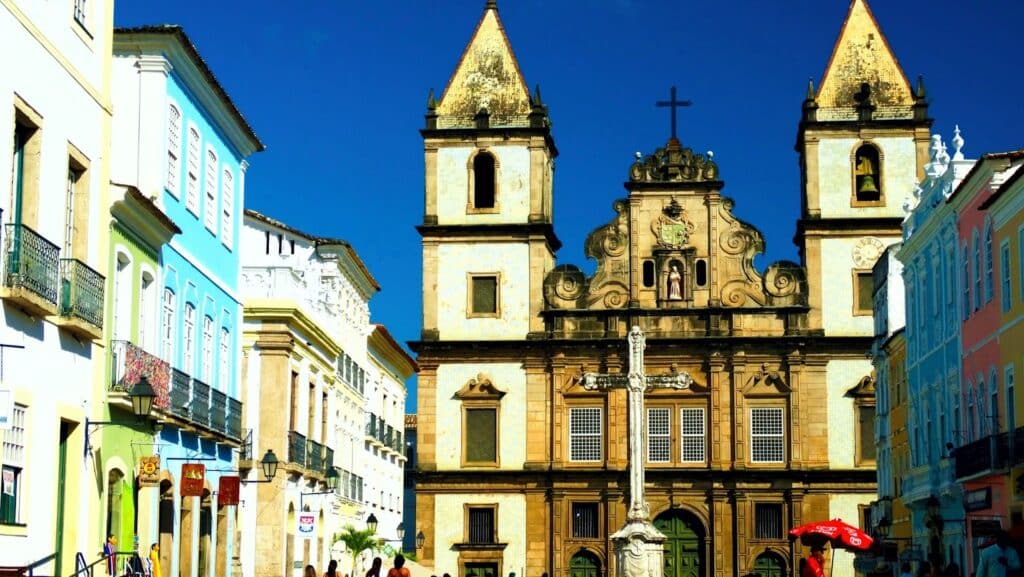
818 136 917 219
9 0 109 86
433 493 526 573
436 243 530 340
436 145 531 225
435 363 526 470
820 236 901 336
828 492 875 577
826 358 874 468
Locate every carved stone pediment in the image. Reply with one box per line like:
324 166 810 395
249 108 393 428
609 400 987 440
742 363 791 396
563 365 615 394
454 373 506 400
651 198 696 249
629 138 719 183
846 374 876 398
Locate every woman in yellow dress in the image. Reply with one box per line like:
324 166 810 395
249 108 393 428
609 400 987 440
148 544 161 577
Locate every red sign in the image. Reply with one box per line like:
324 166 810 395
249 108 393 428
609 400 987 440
218 476 240 506
180 464 206 497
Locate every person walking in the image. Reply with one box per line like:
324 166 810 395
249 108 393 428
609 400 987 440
801 545 826 577
386 555 411 577
366 557 383 577
147 544 160 577
977 530 1022 577
104 535 117 577
324 560 338 577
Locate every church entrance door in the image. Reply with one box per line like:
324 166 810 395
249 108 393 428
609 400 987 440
464 562 498 577
568 550 600 577
654 509 704 577
752 552 785 577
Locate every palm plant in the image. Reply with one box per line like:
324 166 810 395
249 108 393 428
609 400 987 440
333 525 380 577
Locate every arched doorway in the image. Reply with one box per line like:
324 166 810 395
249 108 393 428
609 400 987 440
286 504 295 577
106 469 125 543
158 480 174 577
653 509 705 577
751 551 786 577
568 549 601 577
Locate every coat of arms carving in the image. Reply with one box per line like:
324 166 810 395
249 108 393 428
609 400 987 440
652 197 695 248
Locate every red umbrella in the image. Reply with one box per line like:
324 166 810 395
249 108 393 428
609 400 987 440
789 519 874 551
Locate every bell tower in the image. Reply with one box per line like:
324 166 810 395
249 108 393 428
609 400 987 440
795 0 931 335
419 0 559 342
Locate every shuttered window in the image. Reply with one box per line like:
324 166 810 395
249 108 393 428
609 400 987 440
754 503 782 539
468 507 495 543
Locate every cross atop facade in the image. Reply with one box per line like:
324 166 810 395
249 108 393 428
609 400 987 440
655 85 692 140
580 326 692 521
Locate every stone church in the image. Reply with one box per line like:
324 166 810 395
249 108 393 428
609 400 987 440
412 1 930 576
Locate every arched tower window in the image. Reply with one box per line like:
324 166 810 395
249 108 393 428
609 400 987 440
853 144 881 203
472 151 496 210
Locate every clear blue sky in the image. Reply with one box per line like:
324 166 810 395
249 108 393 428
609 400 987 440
115 1 1024 412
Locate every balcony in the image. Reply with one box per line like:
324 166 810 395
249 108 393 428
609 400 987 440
56 258 104 339
308 439 324 473
209 389 227 434
110 340 171 411
160 366 241 443
289 431 307 466
227 398 242 441
169 369 191 419
324 446 334 472
191 379 210 428
2 223 60 317
952 432 1011 480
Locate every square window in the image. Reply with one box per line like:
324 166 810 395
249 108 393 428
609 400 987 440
857 404 876 465
470 275 499 316
647 408 670 463
1 404 27 525
465 408 497 464
754 503 782 539
854 271 874 316
750 407 784 463
467 507 495 544
572 502 599 539
569 407 602 462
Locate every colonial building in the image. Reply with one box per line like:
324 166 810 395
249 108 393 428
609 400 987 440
413 2 930 576
0 0 113 574
239 210 390 577
110 26 264 577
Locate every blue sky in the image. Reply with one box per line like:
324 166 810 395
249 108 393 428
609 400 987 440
115 1 1024 412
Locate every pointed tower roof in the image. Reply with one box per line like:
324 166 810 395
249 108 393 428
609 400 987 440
435 1 532 128
816 0 915 114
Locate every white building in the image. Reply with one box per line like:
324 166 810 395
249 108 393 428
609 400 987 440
0 1 113 574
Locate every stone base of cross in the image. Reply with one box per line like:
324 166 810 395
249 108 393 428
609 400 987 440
579 326 692 577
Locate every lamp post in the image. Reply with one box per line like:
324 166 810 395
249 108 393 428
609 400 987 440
415 531 425 551
85 376 159 452
367 513 378 533
240 450 280 484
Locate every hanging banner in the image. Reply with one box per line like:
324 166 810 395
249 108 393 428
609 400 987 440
218 476 240 506
297 513 316 540
2 468 14 496
138 456 160 487
180 464 205 497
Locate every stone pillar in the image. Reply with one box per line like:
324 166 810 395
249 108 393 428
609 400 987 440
611 520 665 577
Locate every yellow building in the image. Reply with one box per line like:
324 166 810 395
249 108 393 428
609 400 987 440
413 2 928 577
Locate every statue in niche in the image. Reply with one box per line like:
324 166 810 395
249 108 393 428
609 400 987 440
667 265 683 300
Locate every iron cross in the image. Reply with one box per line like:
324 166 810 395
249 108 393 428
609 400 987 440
656 86 692 140
579 326 693 521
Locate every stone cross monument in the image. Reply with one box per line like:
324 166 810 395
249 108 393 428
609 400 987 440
579 326 693 577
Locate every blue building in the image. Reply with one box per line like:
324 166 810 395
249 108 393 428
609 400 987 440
896 129 975 569
112 26 263 577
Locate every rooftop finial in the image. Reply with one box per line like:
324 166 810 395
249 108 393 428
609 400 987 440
486 0 497 10
915 75 927 99
951 125 965 161
805 77 816 101
532 84 543 106
426 87 437 111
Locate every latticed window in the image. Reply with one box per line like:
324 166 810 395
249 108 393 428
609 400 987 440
161 289 175 362
467 507 495 543
1 404 27 524
754 503 782 539
204 149 218 232
569 407 602 462
647 408 670 462
750 407 784 463
221 168 234 248
73 0 87 28
680 407 706 462
572 502 599 538
186 127 200 213
166 104 181 194
183 304 196 373
201 316 214 382
219 328 230 389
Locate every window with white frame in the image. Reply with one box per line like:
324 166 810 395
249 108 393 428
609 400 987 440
161 289 175 362
1002 241 1012 312
985 226 994 303
1006 365 1016 435
186 126 200 214
990 370 1000 432
73 0 88 30
221 168 234 249
569 407 602 462
963 243 971 319
183 303 196 373
219 328 230 389
1 404 27 525
680 407 706 462
646 408 670 462
166 103 182 195
204 148 218 232
138 271 155 352
750 407 784 463
201 316 214 382
974 230 982 311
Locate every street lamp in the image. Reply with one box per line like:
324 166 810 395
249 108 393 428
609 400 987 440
367 513 378 533
397 523 405 542
85 376 159 452
241 450 280 484
876 516 891 539
300 467 340 510
415 531 425 550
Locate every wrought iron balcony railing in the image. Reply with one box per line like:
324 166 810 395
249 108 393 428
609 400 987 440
4 223 59 306
288 431 306 465
366 415 377 438
952 431 1011 479
209 389 227 434
227 398 243 441
59 258 104 329
110 340 171 410
169 369 191 418
190 379 210 428
307 439 324 472
323 446 334 473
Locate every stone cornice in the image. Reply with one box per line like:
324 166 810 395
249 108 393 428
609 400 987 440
416 222 562 252
109 183 180 250
243 301 341 359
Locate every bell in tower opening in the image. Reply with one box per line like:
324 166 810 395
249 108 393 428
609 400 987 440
854 144 881 202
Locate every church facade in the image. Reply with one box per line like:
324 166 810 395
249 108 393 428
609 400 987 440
412 2 931 577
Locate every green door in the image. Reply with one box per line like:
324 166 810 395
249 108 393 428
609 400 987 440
465 562 498 577
752 552 785 577
569 550 600 577
55 421 70 577
654 510 703 577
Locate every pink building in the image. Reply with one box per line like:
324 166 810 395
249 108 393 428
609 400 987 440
948 150 1024 571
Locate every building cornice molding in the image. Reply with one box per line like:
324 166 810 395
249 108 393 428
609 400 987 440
243 301 342 360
